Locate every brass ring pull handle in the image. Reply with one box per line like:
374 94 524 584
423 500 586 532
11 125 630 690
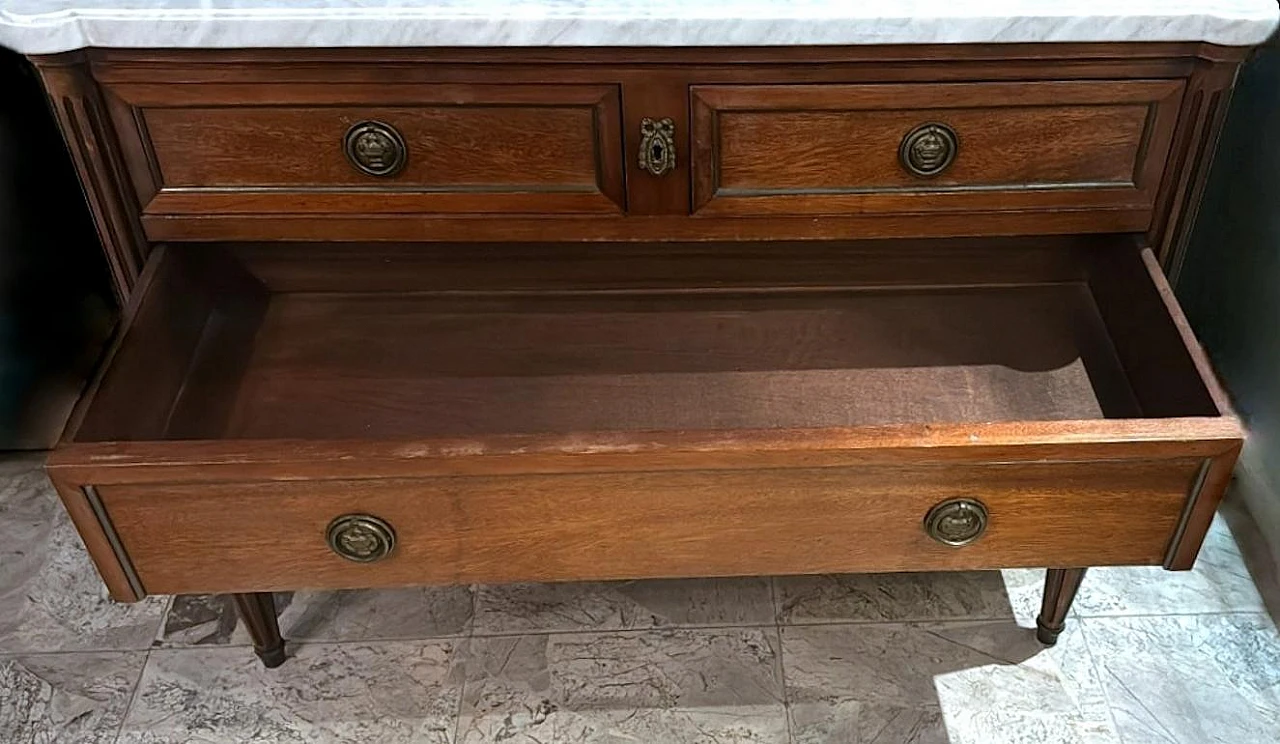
344 120 407 177
923 498 988 546
638 117 677 176
899 122 958 178
326 514 397 563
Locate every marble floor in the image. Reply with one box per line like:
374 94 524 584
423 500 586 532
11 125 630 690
3 452 1280 744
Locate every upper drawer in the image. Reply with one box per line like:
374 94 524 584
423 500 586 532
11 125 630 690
691 80 1184 223
103 82 626 216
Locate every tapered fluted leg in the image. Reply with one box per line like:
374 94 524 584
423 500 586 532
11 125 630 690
231 592 286 668
1036 568 1087 646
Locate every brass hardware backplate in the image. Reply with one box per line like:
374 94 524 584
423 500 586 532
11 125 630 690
344 120 407 177
900 122 958 178
326 514 397 563
923 498 989 547
638 117 676 176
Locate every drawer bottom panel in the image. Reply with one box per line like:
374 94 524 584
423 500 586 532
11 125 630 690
97 458 1205 595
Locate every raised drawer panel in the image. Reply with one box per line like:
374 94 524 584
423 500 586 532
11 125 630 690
97 458 1202 595
691 80 1184 222
104 83 626 216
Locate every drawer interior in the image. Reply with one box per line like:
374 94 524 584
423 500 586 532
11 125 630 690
70 238 1223 444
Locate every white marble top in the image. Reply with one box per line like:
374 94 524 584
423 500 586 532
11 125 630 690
1 1 1276 55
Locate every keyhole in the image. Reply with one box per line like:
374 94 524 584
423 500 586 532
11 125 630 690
651 142 665 161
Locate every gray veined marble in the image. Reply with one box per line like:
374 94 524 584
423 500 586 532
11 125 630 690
1218 493 1280 619
458 628 788 743
1083 613 1280 744
0 651 147 744
782 621 1117 744
1073 513 1266 617
776 571 1012 626
161 586 474 647
0 454 167 654
473 576 773 635
278 586 474 641
0 0 1277 55
115 641 464 743
776 569 1046 628
160 594 247 647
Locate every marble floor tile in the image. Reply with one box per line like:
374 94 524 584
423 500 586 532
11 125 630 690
473 576 773 635
1073 514 1265 617
1083 614 1280 744
0 651 146 744
782 621 1116 744
161 586 474 647
776 570 1042 627
458 628 788 743
1219 493 1280 619
1000 568 1053 627
159 594 245 647
0 455 167 653
116 641 464 743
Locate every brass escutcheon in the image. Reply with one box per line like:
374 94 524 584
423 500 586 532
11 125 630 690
343 120 407 177
899 122 958 178
638 117 676 176
326 514 397 563
923 498 989 547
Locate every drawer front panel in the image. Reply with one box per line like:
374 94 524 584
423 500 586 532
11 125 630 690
98 458 1203 595
691 80 1184 220
105 83 625 215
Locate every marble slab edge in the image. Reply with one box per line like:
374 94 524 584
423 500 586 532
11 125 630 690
1 1 1277 56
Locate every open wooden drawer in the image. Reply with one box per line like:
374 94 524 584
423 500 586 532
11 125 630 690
46 237 1242 602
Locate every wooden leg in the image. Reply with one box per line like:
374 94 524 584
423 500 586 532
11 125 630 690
231 592 287 668
1036 568 1087 646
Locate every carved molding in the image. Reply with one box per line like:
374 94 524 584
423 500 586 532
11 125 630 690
1149 57 1241 284
34 53 148 305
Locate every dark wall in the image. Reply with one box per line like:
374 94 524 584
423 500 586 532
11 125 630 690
0 47 113 449
1177 34 1280 532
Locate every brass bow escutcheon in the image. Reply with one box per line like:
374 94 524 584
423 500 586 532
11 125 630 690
900 122 958 178
923 498 989 547
344 120 407 177
638 117 676 176
326 514 397 563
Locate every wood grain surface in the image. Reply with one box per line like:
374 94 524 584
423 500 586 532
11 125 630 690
111 83 625 216
30 42 1240 245
692 80 1183 217
99 458 1208 595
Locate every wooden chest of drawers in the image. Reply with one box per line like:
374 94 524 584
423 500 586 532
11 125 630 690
35 43 1249 667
